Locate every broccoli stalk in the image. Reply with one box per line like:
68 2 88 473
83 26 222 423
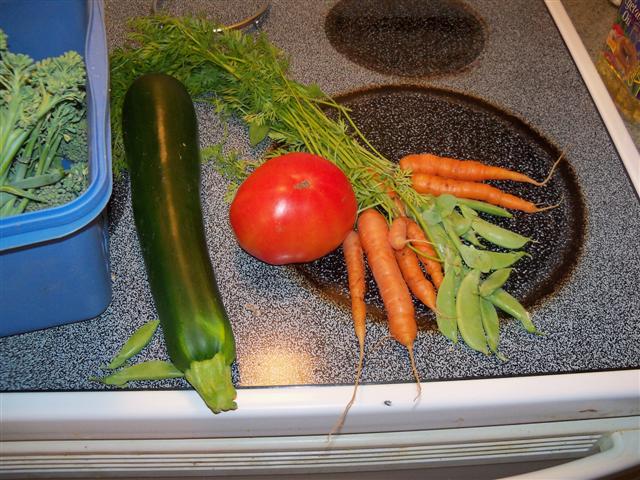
0 28 87 218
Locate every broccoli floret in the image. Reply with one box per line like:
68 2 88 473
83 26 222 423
24 161 89 212
59 117 88 164
23 117 90 212
0 28 87 218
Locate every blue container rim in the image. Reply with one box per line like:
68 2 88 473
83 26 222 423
0 0 112 252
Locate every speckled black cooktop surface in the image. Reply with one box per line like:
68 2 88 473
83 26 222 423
1 0 639 392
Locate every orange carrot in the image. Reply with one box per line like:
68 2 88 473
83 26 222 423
406 220 444 289
388 216 408 250
400 153 555 186
395 246 437 312
357 209 421 395
331 230 367 437
343 230 367 352
412 173 540 213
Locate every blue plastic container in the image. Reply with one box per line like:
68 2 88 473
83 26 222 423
0 0 112 336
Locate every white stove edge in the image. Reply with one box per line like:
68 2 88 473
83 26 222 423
1 370 638 440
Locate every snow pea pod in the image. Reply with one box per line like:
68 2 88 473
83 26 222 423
462 229 483 247
425 222 452 261
92 360 184 388
435 269 459 342
456 198 513 218
449 210 472 236
479 297 507 361
479 268 512 297
443 217 527 272
488 288 540 334
436 194 457 218
472 217 531 250
443 218 492 272
421 202 443 226
459 244 492 272
104 319 160 370
458 204 478 220
456 269 489 354
486 250 529 270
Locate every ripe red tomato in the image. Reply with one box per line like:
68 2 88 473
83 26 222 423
229 152 358 265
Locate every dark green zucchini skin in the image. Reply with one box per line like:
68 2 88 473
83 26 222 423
122 73 236 412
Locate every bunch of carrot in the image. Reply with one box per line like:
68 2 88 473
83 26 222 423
334 153 557 429
349 210 439 386
401 152 562 213
333 209 439 433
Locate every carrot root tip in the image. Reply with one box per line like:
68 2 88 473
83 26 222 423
328 346 365 441
407 346 422 401
534 151 565 187
534 196 564 213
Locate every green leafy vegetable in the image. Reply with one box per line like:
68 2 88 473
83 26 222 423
108 15 424 218
0 29 88 217
248 122 270 146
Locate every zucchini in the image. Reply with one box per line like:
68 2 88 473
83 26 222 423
122 73 237 413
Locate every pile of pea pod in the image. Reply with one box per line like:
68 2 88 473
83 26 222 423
90 319 185 387
417 194 540 360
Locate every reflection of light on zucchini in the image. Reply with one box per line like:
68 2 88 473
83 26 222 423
240 345 314 386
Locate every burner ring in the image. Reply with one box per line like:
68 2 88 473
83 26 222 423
325 0 486 77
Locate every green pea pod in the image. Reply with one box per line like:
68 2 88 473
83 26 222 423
443 248 464 277
486 250 529 270
456 198 513 218
421 203 443 226
472 217 531 250
479 268 513 297
462 229 483 247
441 217 461 246
436 194 457 218
104 319 160 370
443 218 491 272
449 210 472 236
426 222 452 261
459 244 492 273
435 270 459 342
458 204 478 220
456 269 489 354
488 288 541 334
91 360 184 388
479 297 507 361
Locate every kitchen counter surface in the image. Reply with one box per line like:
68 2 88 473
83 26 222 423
1 0 639 398
563 0 640 147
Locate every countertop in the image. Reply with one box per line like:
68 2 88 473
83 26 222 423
1 0 639 395
563 0 640 146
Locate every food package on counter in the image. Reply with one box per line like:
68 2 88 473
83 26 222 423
598 0 640 123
